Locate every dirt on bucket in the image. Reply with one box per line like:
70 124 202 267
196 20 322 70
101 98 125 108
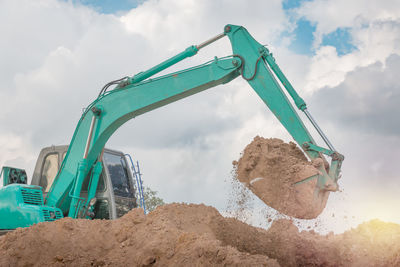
233 136 330 219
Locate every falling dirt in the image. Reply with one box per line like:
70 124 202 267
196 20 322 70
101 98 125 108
225 169 255 224
233 136 330 219
1 204 400 267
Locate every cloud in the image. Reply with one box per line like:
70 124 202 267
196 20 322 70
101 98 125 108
2 0 400 231
0 0 292 210
0 133 36 174
311 53 400 136
296 0 400 46
291 0 400 93
120 0 289 49
0 0 153 147
302 53 400 231
301 19 400 92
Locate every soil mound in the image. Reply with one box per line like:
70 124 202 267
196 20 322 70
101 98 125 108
0 204 279 267
233 136 330 219
1 204 400 267
266 218 400 266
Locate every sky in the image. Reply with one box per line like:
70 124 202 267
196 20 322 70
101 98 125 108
1 0 400 233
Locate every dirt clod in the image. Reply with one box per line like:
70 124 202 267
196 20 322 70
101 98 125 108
234 136 330 219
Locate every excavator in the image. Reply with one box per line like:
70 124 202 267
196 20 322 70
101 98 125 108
0 24 344 233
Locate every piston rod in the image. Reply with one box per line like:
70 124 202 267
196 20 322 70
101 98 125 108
196 33 225 50
83 115 96 159
121 32 226 87
303 109 336 152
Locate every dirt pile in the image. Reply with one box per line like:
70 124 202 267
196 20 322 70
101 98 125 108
0 204 279 267
233 136 330 219
1 204 400 267
267 218 400 266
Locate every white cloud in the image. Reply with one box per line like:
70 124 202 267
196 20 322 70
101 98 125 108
303 53 400 230
311 53 400 136
296 0 400 46
0 0 291 207
120 0 288 48
299 6 400 92
0 133 36 175
1 0 400 232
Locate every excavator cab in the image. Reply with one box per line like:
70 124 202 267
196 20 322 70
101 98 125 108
31 145 137 219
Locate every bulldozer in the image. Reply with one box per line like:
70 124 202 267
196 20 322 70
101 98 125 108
0 24 344 233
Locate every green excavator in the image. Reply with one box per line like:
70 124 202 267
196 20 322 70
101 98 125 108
0 24 344 233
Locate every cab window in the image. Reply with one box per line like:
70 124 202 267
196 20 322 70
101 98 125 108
103 153 134 198
81 172 106 192
40 153 59 192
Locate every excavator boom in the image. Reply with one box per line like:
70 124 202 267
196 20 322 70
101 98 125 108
0 24 343 229
47 24 343 217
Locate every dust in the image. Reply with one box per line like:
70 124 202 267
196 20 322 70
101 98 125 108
225 168 255 223
233 136 330 219
1 204 400 267
225 169 281 229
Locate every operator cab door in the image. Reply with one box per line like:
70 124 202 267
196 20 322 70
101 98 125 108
102 150 137 218
31 145 68 195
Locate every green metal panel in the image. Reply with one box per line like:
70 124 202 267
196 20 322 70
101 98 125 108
0 184 63 230
46 57 241 214
128 45 199 85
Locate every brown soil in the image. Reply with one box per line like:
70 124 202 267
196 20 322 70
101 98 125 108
1 204 400 267
233 136 330 219
0 204 278 267
1 137 398 266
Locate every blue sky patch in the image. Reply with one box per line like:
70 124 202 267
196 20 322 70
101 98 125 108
282 0 357 56
282 0 316 55
321 27 357 56
282 0 312 10
287 18 316 55
70 0 144 14
71 0 356 57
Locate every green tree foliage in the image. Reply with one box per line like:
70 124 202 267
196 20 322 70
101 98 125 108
142 186 165 213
